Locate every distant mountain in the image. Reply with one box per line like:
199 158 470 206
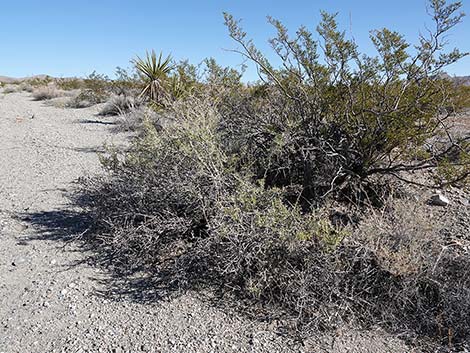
0 75 52 83
452 75 470 86
438 73 470 86
0 76 20 83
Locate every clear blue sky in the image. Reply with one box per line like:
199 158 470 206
0 0 468 80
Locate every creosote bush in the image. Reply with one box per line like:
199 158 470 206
219 1 469 200
79 97 470 347
76 0 470 349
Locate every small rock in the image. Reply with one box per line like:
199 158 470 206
430 193 450 206
13 223 28 233
11 257 26 266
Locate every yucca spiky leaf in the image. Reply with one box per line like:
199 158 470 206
132 50 173 103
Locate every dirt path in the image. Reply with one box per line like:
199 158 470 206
0 92 412 353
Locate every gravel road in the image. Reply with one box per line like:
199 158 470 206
0 91 413 353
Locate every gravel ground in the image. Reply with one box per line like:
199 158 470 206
0 91 415 353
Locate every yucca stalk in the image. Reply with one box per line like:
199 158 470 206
133 50 173 105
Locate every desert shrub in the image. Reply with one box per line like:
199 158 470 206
65 72 112 108
205 181 353 322
99 94 138 116
57 69 141 98
27 76 52 87
18 82 34 92
83 71 111 97
78 94 470 346
453 85 470 109
79 96 231 267
56 78 84 91
74 0 470 349
219 0 469 202
66 91 94 108
79 98 470 347
65 70 141 109
113 106 160 132
2 85 17 94
172 60 198 95
205 187 470 344
356 201 439 276
32 86 62 100
67 88 105 108
110 66 141 96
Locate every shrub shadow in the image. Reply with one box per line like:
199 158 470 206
18 208 297 337
18 209 192 304
18 205 470 351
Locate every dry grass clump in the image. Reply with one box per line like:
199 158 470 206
113 106 160 132
66 89 105 108
18 82 34 92
352 200 470 345
32 86 62 100
2 85 17 94
355 200 439 276
99 94 138 116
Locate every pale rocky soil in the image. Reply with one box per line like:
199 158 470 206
0 91 434 352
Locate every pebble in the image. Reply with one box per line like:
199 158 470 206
11 257 27 266
430 193 450 206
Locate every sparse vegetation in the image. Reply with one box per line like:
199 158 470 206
32 86 62 100
99 94 138 116
2 84 17 94
18 82 34 92
113 106 160 132
56 77 84 91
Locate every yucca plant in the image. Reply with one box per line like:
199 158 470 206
133 50 173 105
